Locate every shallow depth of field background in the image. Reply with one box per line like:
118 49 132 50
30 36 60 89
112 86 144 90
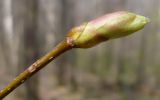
0 0 160 100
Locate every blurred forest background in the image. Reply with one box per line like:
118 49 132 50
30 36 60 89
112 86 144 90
0 0 160 100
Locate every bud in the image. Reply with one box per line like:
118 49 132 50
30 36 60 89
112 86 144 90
67 11 149 48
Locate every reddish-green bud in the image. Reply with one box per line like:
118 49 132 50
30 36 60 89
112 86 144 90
67 11 149 48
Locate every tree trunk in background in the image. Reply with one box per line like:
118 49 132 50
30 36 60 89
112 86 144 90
0 0 12 74
0 1 9 90
12 0 39 100
136 0 160 98
37 0 65 98
55 0 77 89
23 1 39 100
0 1 7 74
55 0 69 86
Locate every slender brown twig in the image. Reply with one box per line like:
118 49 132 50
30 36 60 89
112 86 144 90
0 38 73 99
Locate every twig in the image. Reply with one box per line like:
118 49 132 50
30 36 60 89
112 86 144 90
0 39 72 99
